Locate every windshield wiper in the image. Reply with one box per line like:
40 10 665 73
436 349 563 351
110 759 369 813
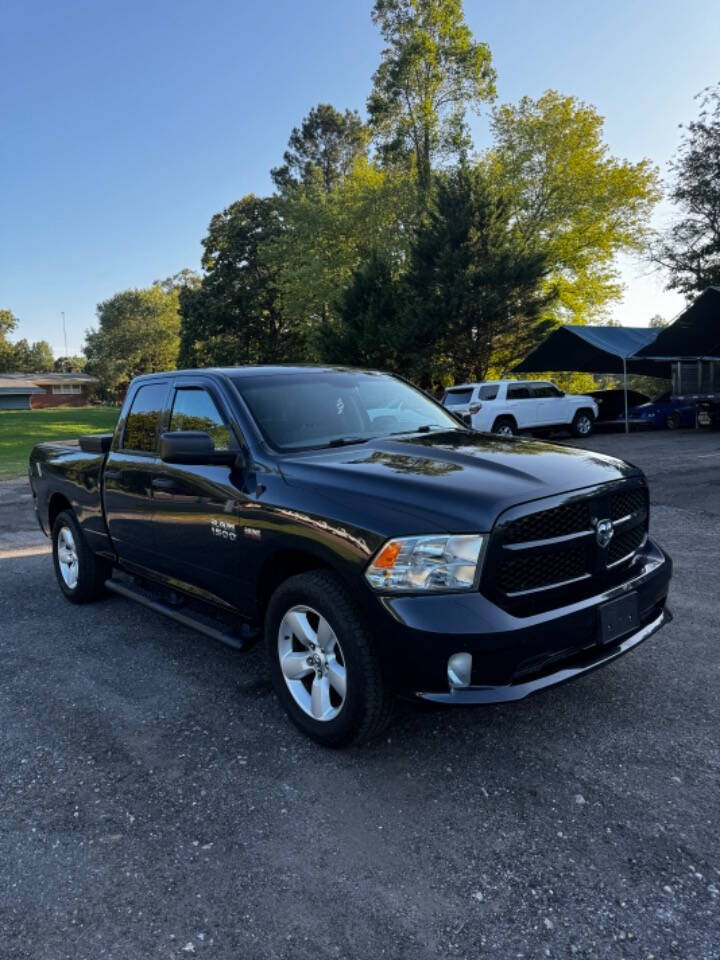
325 436 374 448
389 424 467 436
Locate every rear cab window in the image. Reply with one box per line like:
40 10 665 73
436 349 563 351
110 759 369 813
120 383 168 453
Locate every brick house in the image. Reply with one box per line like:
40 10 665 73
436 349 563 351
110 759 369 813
0 372 99 410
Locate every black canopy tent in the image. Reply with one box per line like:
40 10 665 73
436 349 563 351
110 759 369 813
635 287 720 397
635 286 720 359
512 325 668 432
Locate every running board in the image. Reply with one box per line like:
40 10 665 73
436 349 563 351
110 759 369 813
105 578 256 651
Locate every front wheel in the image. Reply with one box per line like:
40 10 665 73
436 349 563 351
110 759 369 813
491 417 517 437
52 510 110 604
571 410 594 438
666 412 680 430
265 570 393 747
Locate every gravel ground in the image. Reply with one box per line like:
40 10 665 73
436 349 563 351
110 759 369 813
1 430 718 959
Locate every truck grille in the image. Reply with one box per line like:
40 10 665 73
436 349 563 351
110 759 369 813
484 481 649 615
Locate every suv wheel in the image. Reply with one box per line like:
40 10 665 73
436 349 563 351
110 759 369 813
571 410 594 438
52 510 111 604
265 570 393 747
491 417 517 437
666 412 680 430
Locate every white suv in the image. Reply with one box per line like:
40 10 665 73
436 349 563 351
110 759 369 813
443 380 599 438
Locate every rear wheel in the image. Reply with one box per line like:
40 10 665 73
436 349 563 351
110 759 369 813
52 510 110 604
571 410 594 438
491 417 517 437
265 570 393 747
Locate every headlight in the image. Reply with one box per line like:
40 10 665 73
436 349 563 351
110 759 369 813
364 534 486 592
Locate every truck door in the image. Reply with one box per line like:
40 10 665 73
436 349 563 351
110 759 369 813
103 380 170 573
148 381 252 610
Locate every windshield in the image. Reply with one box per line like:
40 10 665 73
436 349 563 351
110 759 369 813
232 370 463 451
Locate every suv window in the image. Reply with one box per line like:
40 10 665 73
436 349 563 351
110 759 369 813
507 384 531 400
122 383 167 453
169 388 232 451
444 388 474 406
478 385 498 400
532 383 562 398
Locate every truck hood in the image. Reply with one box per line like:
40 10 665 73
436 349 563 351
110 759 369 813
279 430 641 533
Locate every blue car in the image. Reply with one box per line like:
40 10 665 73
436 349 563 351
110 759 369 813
617 390 697 430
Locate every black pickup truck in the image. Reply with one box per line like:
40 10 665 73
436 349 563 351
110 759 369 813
29 366 673 746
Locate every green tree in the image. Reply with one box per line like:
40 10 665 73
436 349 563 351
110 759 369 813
154 269 202 293
403 167 556 387
271 104 369 193
270 158 418 337
178 195 301 367
25 340 54 371
0 309 18 339
367 0 496 192
84 285 180 393
488 91 661 324
648 314 669 328
54 355 87 373
0 310 19 369
655 84 720 296
317 253 406 370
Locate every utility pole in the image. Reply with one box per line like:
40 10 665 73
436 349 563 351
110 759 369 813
61 311 68 360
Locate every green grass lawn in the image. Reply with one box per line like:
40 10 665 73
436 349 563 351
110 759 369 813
0 407 120 479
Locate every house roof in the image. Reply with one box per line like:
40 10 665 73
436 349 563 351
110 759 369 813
513 325 668 376
0 371 98 386
0 377 45 395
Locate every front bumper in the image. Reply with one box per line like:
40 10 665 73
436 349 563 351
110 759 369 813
371 537 672 701
417 607 670 704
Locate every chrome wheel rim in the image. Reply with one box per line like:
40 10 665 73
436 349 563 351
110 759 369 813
577 416 591 435
495 424 514 437
277 605 347 722
57 525 79 589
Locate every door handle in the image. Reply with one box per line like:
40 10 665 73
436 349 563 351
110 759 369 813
151 477 178 492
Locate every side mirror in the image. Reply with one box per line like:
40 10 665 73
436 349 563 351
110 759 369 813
159 431 241 467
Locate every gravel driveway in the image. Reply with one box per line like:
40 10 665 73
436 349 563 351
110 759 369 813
1 431 718 959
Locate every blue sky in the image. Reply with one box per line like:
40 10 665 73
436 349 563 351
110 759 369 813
1 0 718 356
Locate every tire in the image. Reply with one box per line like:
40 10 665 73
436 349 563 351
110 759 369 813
571 410 594 438
491 416 517 437
666 412 680 430
52 510 111 604
264 570 393 747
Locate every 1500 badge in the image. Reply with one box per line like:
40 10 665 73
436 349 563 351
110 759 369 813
210 518 237 541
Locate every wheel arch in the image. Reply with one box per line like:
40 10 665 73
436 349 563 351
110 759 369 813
256 547 336 618
492 414 517 431
48 492 73 530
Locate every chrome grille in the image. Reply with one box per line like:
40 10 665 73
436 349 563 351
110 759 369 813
610 488 646 521
503 500 591 544
496 546 588 594
608 525 646 565
484 482 649 614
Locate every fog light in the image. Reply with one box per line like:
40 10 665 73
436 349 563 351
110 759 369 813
447 652 472 689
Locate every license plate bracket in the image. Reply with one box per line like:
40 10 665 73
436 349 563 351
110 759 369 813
598 593 640 646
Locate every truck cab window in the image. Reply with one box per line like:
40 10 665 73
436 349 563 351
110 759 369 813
170 388 232 451
122 383 167 453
